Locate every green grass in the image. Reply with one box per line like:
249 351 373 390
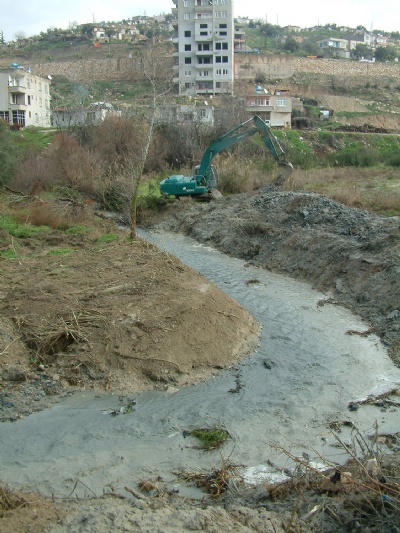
0 215 49 238
189 427 229 450
65 225 90 234
46 248 74 256
0 249 17 260
12 127 56 155
96 233 119 244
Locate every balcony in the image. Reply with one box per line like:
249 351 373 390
195 62 213 69
9 85 26 95
10 103 27 111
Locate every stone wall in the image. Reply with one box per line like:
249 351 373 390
234 54 294 80
28 56 174 82
293 57 400 79
27 55 400 83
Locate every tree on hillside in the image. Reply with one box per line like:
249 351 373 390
284 36 300 53
353 43 373 59
375 46 397 62
80 24 94 38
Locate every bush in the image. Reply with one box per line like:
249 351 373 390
0 121 18 186
332 147 380 167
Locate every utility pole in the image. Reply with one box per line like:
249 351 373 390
264 15 267 51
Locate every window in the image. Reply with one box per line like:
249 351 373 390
216 82 221 88
183 0 190 5
200 31 207 36
200 23 208 28
185 82 190 88
184 13 191 19
219 23 227 28
277 99 286 106
199 70 209 76
223 68 228 75
184 30 191 37
185 57 192 64
184 70 192 76
27 95 31 105
185 44 191 51
216 56 221 63
198 43 210 51
219 31 227 36
215 11 221 17
200 109 207 118
222 56 228 63
221 11 227 17
215 42 228 50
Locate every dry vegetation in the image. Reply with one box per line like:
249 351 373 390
289 166 400 216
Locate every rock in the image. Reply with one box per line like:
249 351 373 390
2 368 27 382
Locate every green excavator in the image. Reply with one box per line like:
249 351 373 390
159 115 293 200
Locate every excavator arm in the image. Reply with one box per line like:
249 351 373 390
159 115 293 198
196 115 293 187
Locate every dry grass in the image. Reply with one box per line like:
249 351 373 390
177 457 243 498
0 486 29 516
291 167 400 216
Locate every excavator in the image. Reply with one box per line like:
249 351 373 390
159 115 293 200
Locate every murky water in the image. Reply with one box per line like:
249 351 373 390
1 230 399 497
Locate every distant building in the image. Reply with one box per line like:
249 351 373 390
0 65 51 127
242 86 293 128
316 38 356 58
52 102 120 128
171 0 234 96
155 103 214 125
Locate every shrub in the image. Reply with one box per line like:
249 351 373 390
0 121 17 186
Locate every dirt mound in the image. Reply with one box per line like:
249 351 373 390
0 215 259 421
332 124 392 134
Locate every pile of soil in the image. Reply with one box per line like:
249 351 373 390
332 124 392 134
0 206 258 422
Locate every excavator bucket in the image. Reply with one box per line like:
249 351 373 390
274 162 294 187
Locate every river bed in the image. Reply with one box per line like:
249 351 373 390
1 230 399 498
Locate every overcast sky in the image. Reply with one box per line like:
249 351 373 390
0 0 398 42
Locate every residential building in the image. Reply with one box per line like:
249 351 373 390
155 103 214 125
242 86 292 128
171 0 234 96
52 102 120 128
316 37 356 58
0 65 51 127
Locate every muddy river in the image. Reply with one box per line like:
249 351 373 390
1 231 399 497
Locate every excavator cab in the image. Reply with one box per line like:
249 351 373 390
193 164 218 189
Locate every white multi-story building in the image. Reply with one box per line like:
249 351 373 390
0 65 51 127
172 0 234 96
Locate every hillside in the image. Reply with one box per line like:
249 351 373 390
2 37 400 130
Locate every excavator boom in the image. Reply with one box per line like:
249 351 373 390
159 115 293 198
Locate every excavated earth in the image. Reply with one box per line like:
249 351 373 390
1 190 400 532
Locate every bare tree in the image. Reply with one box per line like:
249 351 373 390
125 46 174 238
